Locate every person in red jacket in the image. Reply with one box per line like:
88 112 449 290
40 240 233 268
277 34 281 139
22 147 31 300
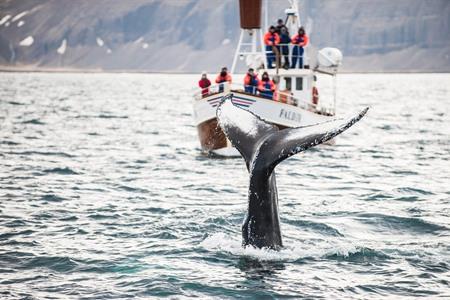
258 72 276 100
215 67 232 93
263 26 280 69
243 68 259 94
198 71 211 97
291 26 309 68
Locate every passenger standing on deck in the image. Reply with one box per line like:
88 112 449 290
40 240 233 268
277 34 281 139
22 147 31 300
198 71 211 97
258 72 276 100
279 27 291 69
243 68 259 94
275 19 288 35
263 26 280 69
215 67 232 93
291 27 309 69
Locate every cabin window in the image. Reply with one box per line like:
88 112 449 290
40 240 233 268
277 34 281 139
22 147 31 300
296 77 303 91
284 77 292 90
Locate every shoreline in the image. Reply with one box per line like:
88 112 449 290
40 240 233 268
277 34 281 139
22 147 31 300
0 66 449 75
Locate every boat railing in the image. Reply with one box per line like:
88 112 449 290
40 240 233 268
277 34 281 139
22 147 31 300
265 43 310 69
193 82 324 113
194 83 231 100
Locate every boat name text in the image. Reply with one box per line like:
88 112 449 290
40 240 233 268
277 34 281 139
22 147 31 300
279 109 302 123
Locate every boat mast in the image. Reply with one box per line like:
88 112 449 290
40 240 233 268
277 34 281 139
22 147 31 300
231 0 264 74
263 0 268 32
231 31 245 74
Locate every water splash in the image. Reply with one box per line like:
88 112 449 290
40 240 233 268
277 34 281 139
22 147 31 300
200 232 374 262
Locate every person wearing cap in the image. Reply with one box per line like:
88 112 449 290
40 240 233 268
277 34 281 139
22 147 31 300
278 26 291 69
291 26 309 68
215 67 232 93
198 71 211 97
275 19 288 35
243 68 259 94
263 26 280 69
258 72 276 100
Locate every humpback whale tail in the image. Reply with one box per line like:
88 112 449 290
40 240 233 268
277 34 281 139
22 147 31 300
216 95 368 173
216 95 368 249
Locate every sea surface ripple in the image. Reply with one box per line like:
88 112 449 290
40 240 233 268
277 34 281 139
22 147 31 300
0 73 449 299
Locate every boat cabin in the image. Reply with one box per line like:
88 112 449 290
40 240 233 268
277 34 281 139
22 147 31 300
267 69 314 104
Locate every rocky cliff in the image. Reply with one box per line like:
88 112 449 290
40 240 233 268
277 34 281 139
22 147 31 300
0 0 449 72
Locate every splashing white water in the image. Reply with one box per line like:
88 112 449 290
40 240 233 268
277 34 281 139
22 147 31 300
200 232 361 261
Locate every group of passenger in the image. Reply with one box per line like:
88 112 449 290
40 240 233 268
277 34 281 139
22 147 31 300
199 68 277 100
196 21 311 101
198 68 319 105
198 67 232 96
264 19 309 69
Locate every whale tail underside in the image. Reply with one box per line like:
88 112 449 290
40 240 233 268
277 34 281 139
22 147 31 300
216 95 368 249
216 94 369 174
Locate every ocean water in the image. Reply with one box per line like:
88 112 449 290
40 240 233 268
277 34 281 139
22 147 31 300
0 72 449 299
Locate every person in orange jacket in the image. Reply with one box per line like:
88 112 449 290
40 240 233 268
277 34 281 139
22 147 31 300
263 26 280 69
291 26 309 68
258 72 276 100
198 71 211 97
243 68 259 94
215 67 232 92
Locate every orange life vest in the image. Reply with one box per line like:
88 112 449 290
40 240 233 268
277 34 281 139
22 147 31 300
258 79 275 92
291 34 309 47
215 73 232 84
244 73 259 86
264 32 280 46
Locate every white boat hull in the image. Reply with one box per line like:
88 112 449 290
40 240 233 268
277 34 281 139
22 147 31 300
193 91 335 153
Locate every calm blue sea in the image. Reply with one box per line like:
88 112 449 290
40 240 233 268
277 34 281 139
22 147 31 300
0 72 449 299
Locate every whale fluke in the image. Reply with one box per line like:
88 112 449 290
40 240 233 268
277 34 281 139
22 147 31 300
216 95 368 249
217 95 368 173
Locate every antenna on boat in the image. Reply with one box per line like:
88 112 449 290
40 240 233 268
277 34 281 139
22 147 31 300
333 74 337 114
285 0 301 33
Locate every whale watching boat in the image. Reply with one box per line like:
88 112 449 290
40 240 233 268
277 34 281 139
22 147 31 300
193 0 344 156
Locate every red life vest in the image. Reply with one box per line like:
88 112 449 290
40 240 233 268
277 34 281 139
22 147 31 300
199 78 211 96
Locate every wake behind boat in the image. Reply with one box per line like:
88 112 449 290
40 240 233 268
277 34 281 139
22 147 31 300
193 0 344 156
